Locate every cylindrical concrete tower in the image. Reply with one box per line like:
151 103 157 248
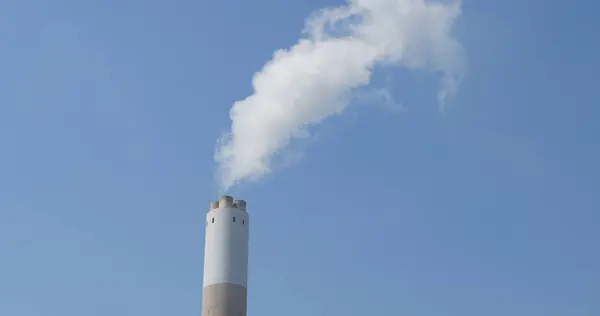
202 195 249 316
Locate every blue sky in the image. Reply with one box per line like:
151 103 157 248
1 0 599 315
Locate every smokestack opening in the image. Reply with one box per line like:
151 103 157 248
210 196 247 211
233 200 247 211
219 195 234 208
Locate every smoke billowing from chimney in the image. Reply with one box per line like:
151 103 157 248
215 0 466 191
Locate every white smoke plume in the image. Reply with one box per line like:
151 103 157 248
215 0 466 190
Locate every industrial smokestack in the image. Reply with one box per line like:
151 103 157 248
202 195 249 316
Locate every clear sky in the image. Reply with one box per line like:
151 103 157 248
1 0 599 315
